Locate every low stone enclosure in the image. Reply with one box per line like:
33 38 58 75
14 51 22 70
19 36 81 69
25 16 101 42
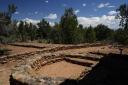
10 53 103 85
10 53 128 85
60 53 128 85
0 43 104 64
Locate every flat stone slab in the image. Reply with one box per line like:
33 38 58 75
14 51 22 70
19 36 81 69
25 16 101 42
65 57 97 64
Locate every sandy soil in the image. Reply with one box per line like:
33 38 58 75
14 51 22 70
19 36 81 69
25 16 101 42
0 61 22 85
0 45 39 55
0 58 28 85
36 61 86 79
11 42 67 48
55 46 128 55
0 44 128 85
0 45 40 85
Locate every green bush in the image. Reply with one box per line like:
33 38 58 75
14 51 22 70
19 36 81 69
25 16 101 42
0 35 17 44
0 48 10 56
37 39 50 43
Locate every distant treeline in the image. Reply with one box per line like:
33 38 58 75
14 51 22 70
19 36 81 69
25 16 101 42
0 4 128 44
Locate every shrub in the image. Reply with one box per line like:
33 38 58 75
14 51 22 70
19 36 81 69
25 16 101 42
37 39 50 43
0 48 10 56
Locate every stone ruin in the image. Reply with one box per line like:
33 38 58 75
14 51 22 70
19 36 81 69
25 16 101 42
7 43 128 85
10 52 103 85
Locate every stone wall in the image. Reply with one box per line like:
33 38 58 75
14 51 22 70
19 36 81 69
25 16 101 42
9 43 105 85
10 53 103 85
30 55 64 70
0 43 105 64
10 53 66 85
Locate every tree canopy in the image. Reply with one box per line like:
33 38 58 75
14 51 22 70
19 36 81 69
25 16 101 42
60 8 78 44
0 4 128 45
94 24 113 41
116 4 128 29
115 4 128 44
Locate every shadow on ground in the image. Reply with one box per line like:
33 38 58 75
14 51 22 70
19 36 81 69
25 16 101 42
60 53 128 85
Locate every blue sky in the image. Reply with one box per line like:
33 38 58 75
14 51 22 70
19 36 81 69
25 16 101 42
0 0 127 28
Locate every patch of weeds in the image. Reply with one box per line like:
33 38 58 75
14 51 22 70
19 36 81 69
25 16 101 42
0 48 10 56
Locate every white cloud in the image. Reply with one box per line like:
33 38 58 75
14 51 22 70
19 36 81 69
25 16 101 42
14 11 19 14
77 15 120 29
62 4 67 7
97 2 110 8
74 9 80 14
97 3 115 8
49 22 55 26
45 0 48 3
108 5 115 8
22 18 40 25
44 13 57 20
22 18 55 26
34 11 38 14
108 11 117 15
82 3 86 7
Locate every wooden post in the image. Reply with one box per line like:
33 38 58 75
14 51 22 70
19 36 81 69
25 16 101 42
119 48 123 55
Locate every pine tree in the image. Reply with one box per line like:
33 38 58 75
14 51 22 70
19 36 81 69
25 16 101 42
37 19 51 39
94 24 114 41
86 26 96 43
60 8 78 44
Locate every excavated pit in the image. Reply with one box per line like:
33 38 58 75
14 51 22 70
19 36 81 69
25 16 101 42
60 53 128 85
9 53 103 85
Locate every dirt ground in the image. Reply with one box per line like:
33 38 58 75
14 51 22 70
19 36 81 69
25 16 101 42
56 45 128 55
0 61 23 85
0 45 39 85
36 61 86 79
0 45 39 55
9 42 67 48
0 43 128 85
